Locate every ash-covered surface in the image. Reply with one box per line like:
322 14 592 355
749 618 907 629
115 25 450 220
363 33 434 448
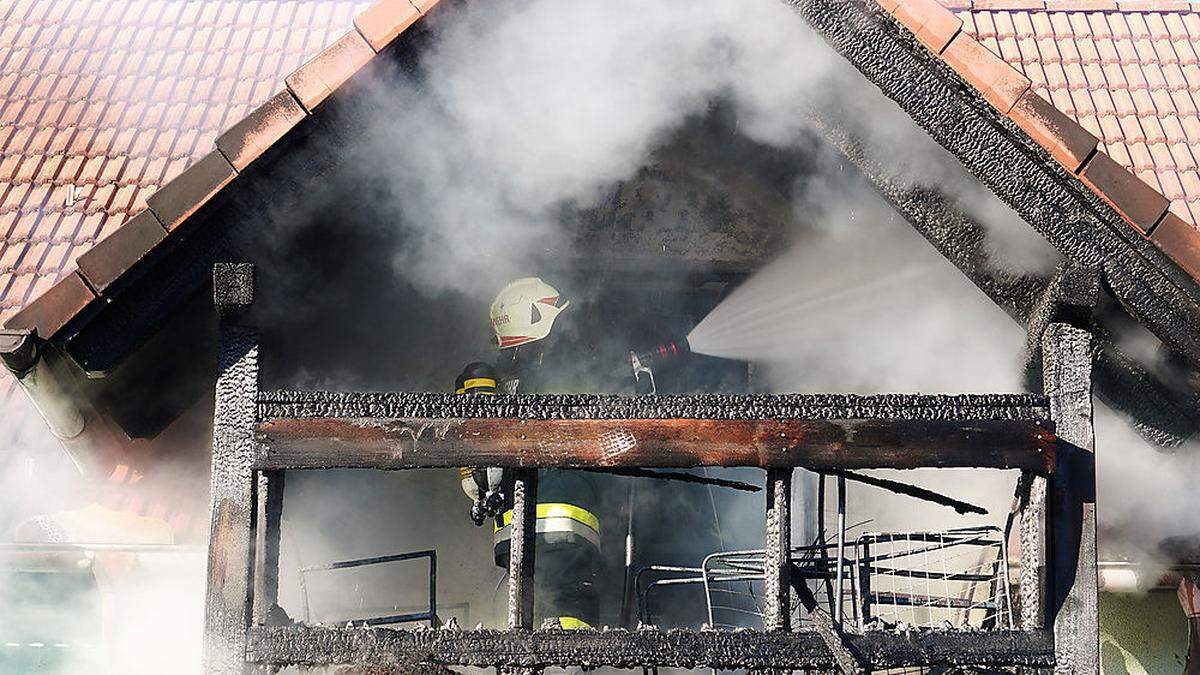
246 625 1054 670
212 262 254 311
205 326 260 675
786 0 1200 369
259 390 1050 421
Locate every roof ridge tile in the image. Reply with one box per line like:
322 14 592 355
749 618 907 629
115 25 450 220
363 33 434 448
215 90 307 171
942 30 1032 112
145 151 236 231
284 29 375 111
1 269 94 335
888 0 966 54
75 209 166 293
354 0 422 52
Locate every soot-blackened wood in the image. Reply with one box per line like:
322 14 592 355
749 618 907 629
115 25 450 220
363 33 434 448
252 471 285 627
258 391 1050 421
763 468 793 632
246 626 1055 670
507 469 538 631
1017 470 1047 633
1043 323 1098 674
204 263 258 675
810 106 1200 452
254 418 1055 473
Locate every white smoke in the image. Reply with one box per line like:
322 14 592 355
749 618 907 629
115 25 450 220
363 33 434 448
356 0 840 295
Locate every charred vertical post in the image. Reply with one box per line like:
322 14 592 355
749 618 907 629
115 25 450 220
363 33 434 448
204 263 258 675
507 469 539 630
253 471 286 626
763 468 793 632
1024 264 1100 388
858 538 872 627
1017 471 1047 632
1043 323 1098 674
1017 265 1097 641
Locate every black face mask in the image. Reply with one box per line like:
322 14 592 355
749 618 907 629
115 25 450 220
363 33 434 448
494 340 546 391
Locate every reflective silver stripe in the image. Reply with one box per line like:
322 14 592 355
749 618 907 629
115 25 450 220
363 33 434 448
494 517 600 550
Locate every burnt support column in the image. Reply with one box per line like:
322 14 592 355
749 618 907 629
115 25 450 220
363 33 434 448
507 469 538 630
203 263 258 675
1043 322 1098 674
763 468 793 632
253 471 286 626
1017 471 1047 632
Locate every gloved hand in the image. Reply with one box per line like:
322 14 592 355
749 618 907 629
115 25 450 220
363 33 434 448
464 467 506 526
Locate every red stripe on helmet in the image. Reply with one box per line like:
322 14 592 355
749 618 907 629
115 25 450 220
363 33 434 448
499 335 536 348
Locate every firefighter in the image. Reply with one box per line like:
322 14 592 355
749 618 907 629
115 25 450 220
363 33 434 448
456 277 602 630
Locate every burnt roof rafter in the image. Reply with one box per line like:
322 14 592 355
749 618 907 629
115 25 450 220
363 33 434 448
807 106 1200 448
787 0 1200 371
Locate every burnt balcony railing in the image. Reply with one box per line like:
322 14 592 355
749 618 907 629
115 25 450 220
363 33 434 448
203 263 1097 674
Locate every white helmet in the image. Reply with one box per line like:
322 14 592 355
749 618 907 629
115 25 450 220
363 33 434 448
490 277 570 349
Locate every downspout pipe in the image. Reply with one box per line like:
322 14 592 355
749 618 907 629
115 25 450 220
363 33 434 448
1 328 86 440
1097 561 1200 593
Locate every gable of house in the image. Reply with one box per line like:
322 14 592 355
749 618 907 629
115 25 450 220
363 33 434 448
2 0 1200 455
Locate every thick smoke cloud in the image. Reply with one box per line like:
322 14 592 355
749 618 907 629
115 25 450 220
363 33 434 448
353 0 839 296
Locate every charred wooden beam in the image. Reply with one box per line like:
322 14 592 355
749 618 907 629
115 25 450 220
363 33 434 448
507 469 538 631
808 103 1200 449
252 470 285 626
254 416 1055 473
253 391 1054 472
833 469 987 515
246 626 1054 670
1017 470 1048 632
204 262 259 675
1044 323 1099 673
763 468 793 632
257 390 1050 421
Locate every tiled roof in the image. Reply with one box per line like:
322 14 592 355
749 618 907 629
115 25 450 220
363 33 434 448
0 0 368 329
880 0 1200 286
5 0 1200 381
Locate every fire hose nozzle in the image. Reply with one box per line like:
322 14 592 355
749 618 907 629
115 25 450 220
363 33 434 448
633 337 691 369
630 336 691 394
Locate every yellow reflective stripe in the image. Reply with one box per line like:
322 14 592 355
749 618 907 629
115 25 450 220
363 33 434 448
494 503 600 533
462 377 496 390
556 617 591 630
459 467 473 479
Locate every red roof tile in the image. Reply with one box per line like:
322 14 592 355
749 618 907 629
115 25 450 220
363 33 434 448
285 29 376 111
3 269 94 337
75 209 166 293
891 0 966 54
215 90 308 171
1009 89 1100 171
354 0 422 53
0 0 368 326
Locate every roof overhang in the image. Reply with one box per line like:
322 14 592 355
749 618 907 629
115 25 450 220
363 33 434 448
6 0 1200 452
